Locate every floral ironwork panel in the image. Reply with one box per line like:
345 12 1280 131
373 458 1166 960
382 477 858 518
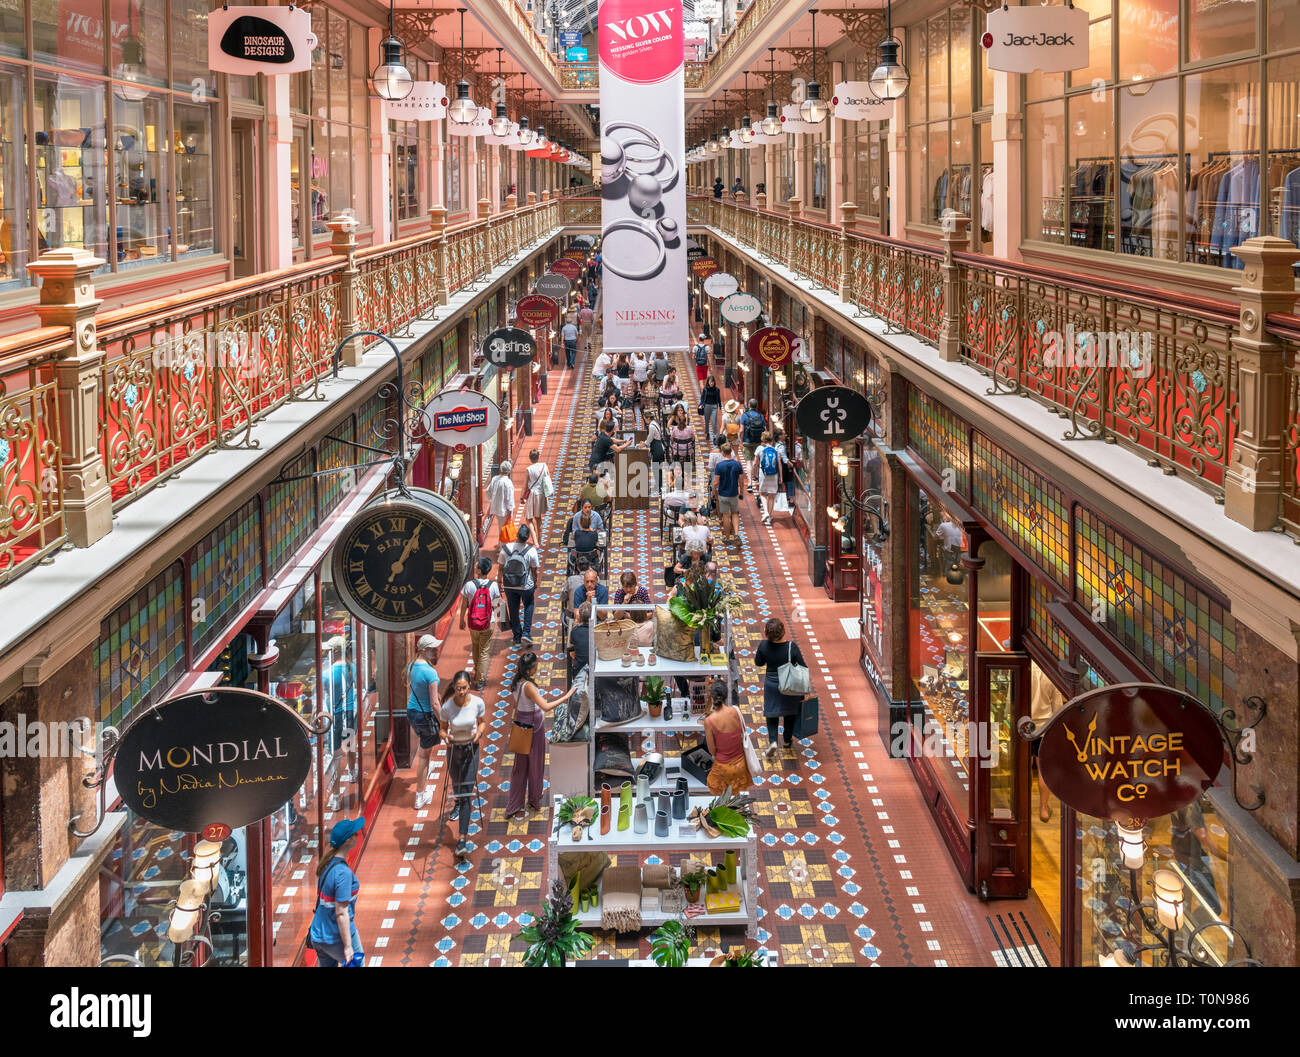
95 563 185 730
0 357 65 583
190 498 263 658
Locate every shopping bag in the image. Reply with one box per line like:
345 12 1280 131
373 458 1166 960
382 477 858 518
792 694 819 739
499 519 518 544
772 493 791 514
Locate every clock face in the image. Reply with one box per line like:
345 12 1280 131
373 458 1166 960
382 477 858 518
332 494 469 632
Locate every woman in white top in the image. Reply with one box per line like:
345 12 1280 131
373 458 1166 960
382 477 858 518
631 351 650 395
484 460 515 545
522 448 551 543
646 411 665 497
439 670 488 858
505 651 579 818
680 510 712 557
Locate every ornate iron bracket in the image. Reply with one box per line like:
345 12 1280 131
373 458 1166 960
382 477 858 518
1216 694 1267 812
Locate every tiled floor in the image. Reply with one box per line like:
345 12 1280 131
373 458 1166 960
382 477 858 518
345 320 1059 967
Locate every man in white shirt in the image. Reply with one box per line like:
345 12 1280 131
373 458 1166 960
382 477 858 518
561 318 579 368
592 348 613 382
457 556 501 690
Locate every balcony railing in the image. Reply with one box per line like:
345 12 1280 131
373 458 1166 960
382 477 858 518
0 199 561 585
701 197 1299 541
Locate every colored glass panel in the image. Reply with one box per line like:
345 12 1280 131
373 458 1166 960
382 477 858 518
319 419 357 516
972 432 1070 587
190 498 262 658
267 450 315 575
95 563 185 730
1027 577 1071 668
1074 509 1236 712
439 333 458 388
907 386 970 496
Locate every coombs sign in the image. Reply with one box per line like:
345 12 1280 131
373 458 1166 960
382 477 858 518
1029 683 1229 826
113 690 313 833
515 293 559 328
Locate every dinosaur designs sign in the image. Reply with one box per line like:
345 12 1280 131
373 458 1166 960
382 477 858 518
1028 683 1228 826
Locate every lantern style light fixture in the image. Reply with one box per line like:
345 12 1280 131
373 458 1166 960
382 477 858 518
760 48 782 135
867 0 911 100
799 10 829 124
448 8 479 124
739 72 754 142
518 87 536 144
1115 823 1147 870
113 1 150 101
491 49 512 135
1152 870 1186 931
369 0 414 101
535 124 549 150
716 91 731 149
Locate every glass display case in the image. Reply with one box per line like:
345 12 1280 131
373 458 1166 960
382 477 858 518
113 92 170 268
33 74 108 266
0 66 27 289
173 101 214 258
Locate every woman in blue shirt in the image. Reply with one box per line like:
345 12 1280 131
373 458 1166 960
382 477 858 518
407 634 441 810
310 817 365 966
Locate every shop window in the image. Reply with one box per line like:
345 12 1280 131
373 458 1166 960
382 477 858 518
971 432 1070 587
33 0 107 74
110 0 167 94
190 498 262 658
113 92 171 270
808 136 828 211
850 127 885 222
0 65 27 289
306 8 370 240
1074 508 1236 711
33 74 108 270
94 562 185 730
0 0 22 59
777 137 795 203
447 137 463 213
174 101 216 259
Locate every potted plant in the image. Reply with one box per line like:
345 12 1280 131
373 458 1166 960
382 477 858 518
668 570 737 665
649 920 693 967
680 865 708 902
709 945 764 967
640 675 666 719
518 878 595 966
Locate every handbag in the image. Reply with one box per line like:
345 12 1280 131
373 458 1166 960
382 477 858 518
499 519 518 544
539 467 555 499
508 718 535 755
777 642 813 696
772 493 791 514
593 618 636 660
739 707 763 776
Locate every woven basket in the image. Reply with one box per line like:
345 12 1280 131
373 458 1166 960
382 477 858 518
593 618 636 660
655 605 696 662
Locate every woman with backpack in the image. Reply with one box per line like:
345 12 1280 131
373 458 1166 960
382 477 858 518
505 651 580 819
751 430 784 526
646 409 666 497
754 617 809 758
522 448 553 544
310 817 366 966
740 399 765 466
458 557 500 690
693 333 711 383
498 523 540 647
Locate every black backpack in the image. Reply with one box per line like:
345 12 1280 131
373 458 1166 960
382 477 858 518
742 410 764 444
694 344 709 365
503 544 531 588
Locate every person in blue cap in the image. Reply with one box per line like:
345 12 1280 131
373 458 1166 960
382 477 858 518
310 817 365 966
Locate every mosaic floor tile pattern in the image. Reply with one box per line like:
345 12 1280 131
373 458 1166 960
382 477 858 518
345 324 1059 967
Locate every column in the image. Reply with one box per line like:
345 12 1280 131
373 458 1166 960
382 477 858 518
887 30 907 240
26 249 112 549
991 69 1022 260
938 216 971 362
369 28 393 244
488 144 502 215
265 72 294 268
328 215 362 365
828 61 845 221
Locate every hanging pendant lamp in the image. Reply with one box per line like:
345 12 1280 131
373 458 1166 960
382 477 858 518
448 8 479 124
799 10 829 124
867 0 911 100
491 49 512 135
760 48 782 135
739 72 754 142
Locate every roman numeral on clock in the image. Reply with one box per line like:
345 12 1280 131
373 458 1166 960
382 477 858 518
431 559 449 576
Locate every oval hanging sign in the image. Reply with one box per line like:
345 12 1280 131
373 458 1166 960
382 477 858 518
113 689 313 833
691 256 719 279
562 247 589 260
703 272 739 299
550 257 584 280
515 293 559 328
534 272 571 300
421 389 501 450
687 244 705 260
746 325 797 368
482 326 537 369
795 385 873 442
720 292 763 325
1028 683 1229 827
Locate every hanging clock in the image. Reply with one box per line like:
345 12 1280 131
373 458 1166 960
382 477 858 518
331 487 474 633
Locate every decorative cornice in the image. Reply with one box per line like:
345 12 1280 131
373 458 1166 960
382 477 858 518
820 9 887 49
393 11 451 54
777 47 818 83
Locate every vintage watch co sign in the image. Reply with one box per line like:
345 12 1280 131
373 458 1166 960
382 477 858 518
421 390 501 451
113 689 313 833
1031 683 1229 826
720 292 763 325
482 326 537 369
981 4 1090 73
703 272 739 299
795 385 873 442
515 293 559 328
534 273 571 300
746 325 797 368
332 487 474 633
209 6 317 75
550 257 584 281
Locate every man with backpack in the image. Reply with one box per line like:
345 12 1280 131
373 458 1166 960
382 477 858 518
458 556 500 690
693 333 711 383
740 399 766 466
498 523 540 647
751 430 784 526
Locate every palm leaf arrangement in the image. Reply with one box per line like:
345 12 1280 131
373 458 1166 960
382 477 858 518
649 920 694 967
688 786 756 838
518 878 594 967
557 795 598 840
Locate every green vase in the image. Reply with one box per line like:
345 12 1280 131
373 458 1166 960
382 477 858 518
618 802 631 831
724 849 737 886
707 869 719 893
619 781 633 811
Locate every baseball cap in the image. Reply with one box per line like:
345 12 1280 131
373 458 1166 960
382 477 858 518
329 817 365 848
417 634 440 651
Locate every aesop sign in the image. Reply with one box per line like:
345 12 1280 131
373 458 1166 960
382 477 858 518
1029 683 1229 826
114 690 313 833
209 7 318 75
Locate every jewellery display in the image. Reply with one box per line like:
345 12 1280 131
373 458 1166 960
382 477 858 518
599 122 681 281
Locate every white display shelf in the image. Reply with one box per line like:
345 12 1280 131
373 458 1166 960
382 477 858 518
592 645 729 678
550 795 749 850
631 758 709 794
594 708 705 734
573 886 749 928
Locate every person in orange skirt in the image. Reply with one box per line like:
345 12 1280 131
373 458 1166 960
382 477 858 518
703 680 753 794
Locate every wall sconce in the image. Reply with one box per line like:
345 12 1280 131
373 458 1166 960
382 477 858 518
167 878 208 943
1115 822 1146 870
1152 870 1185 932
